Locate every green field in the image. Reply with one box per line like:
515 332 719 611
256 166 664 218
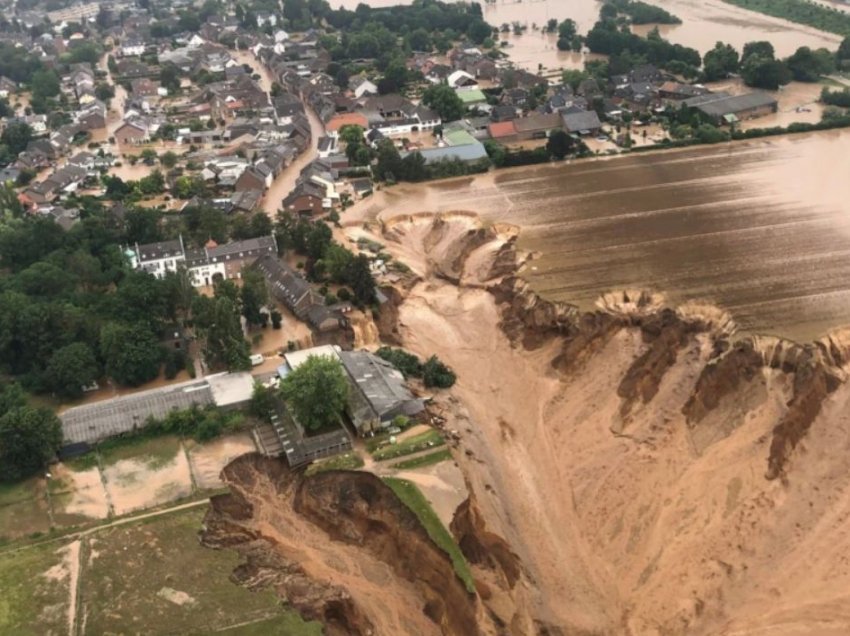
80 507 322 635
97 434 183 469
371 429 446 462
0 477 51 543
722 0 850 37
383 477 475 593
304 451 364 475
389 448 453 470
0 540 71 635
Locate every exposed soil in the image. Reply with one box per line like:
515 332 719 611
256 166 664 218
204 212 850 635
200 455 496 636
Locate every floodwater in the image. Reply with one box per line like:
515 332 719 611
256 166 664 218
350 129 850 341
331 0 841 72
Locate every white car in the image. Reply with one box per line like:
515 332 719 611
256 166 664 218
250 354 265 367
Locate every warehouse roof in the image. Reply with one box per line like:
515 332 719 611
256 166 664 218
685 91 777 117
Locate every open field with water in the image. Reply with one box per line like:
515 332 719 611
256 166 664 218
353 129 850 341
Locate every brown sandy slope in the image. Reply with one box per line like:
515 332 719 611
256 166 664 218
203 212 850 635
378 213 850 635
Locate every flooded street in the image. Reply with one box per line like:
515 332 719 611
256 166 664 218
348 130 850 341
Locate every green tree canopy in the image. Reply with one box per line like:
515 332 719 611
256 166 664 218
280 355 348 432
45 342 100 399
741 55 791 90
546 130 575 160
100 322 162 386
0 406 62 481
702 41 739 81
422 84 465 122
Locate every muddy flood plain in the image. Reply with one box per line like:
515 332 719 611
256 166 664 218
366 131 850 341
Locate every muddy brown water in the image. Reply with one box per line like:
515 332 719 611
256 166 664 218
331 0 840 66
357 130 850 341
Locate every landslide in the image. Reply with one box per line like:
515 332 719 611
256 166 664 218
379 212 850 635
200 455 492 636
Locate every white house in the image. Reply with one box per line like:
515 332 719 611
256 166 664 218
350 76 378 99
447 69 479 91
256 12 278 27
120 38 145 57
132 237 187 278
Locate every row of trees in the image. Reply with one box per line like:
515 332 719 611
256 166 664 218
702 40 836 88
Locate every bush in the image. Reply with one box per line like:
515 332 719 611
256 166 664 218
422 356 457 388
271 310 282 329
376 346 423 378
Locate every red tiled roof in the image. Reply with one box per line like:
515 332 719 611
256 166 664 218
488 121 516 138
327 112 369 132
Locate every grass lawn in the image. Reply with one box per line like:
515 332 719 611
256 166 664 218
372 429 445 462
97 434 183 469
304 452 364 476
0 477 51 542
0 540 71 635
389 448 452 470
80 507 321 635
383 477 475 593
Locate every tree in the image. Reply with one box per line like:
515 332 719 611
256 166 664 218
741 55 791 90
422 355 456 388
140 148 158 165
407 28 432 51
561 69 588 92
100 322 162 386
422 84 465 122
45 343 100 399
839 36 850 65
546 130 575 160
0 181 24 220
159 64 181 94
786 46 831 82
1 121 33 155
702 41 739 81
160 151 178 168
30 69 60 100
95 83 115 102
191 294 251 371
280 355 348 432
240 267 268 326
556 18 577 51
742 41 775 64
0 406 62 481
138 170 165 195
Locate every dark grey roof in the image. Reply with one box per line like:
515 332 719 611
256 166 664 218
207 235 276 258
253 254 311 311
562 109 602 133
61 379 214 444
137 238 184 261
338 351 424 431
686 92 777 118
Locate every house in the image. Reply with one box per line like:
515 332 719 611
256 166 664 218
129 235 279 285
184 235 278 286
561 109 602 135
490 103 517 122
488 120 517 142
131 78 161 98
447 69 478 90
281 181 326 216
338 350 425 435
234 166 268 191
120 36 145 57
658 81 709 102
513 112 563 141
0 76 17 98
129 237 186 277
684 91 778 125
317 136 337 158
349 75 378 99
456 88 487 108
253 255 346 332
115 119 152 144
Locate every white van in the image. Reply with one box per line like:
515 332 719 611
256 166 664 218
250 354 264 367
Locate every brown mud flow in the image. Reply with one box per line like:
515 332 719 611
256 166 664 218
205 213 850 634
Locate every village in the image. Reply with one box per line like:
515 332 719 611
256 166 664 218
2 0 850 633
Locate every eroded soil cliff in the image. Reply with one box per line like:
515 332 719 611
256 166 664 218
205 212 850 635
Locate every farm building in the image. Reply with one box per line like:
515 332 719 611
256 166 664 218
684 91 778 125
